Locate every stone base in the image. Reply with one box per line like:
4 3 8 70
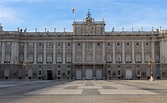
150 76 154 81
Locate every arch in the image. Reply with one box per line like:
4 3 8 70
126 66 132 80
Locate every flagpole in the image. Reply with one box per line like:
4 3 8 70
72 8 75 21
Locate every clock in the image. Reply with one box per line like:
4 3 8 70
86 26 91 33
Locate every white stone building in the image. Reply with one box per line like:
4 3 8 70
0 11 167 80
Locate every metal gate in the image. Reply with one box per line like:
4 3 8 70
76 69 82 80
96 69 102 80
126 69 132 79
85 69 93 80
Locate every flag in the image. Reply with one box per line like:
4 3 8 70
72 8 75 13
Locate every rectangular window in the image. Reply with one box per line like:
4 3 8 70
77 42 81 47
67 42 71 47
126 42 130 47
6 42 11 47
57 42 61 47
47 56 52 63
136 42 140 47
116 42 121 47
58 70 61 75
38 42 42 47
29 43 33 47
145 42 149 46
48 42 52 47
37 56 43 63
38 70 42 76
97 42 101 46
67 70 70 75
107 42 111 47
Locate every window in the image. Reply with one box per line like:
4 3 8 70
136 54 141 63
5 55 10 63
77 42 81 47
38 70 42 76
145 55 150 62
126 54 131 63
116 54 121 63
67 70 70 75
38 42 42 47
97 42 101 46
6 42 11 47
116 42 121 47
47 56 52 63
106 54 112 63
28 56 33 63
57 42 61 47
58 70 61 75
67 42 71 47
48 42 52 47
107 42 111 47
126 42 130 47
135 42 140 47
19 55 24 63
0 42 1 47
136 69 141 76
117 69 121 76
66 56 71 63
20 42 24 47
37 56 43 63
145 42 149 46
57 55 62 63
29 43 33 47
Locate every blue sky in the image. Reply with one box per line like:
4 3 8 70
0 0 167 32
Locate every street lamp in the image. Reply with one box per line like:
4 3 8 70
148 59 155 81
23 59 29 79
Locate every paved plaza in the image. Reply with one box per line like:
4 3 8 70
1 80 167 103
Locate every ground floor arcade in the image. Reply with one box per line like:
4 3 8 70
0 64 165 80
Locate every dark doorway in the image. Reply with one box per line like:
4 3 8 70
47 70 53 80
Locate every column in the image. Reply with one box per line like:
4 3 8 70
11 42 14 64
72 42 75 63
63 42 66 64
2 42 5 63
93 42 95 63
151 41 155 60
132 41 135 63
113 42 115 63
82 65 85 79
24 42 27 62
53 42 56 64
43 42 46 64
82 42 85 63
141 41 144 63
34 42 37 64
122 42 125 63
102 42 105 63
15 42 19 64
161 39 165 63
93 64 96 79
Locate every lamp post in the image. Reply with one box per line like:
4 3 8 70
148 59 155 81
24 59 29 80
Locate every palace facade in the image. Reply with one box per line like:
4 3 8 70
0 11 167 80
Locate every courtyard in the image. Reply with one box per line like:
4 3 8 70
1 80 167 103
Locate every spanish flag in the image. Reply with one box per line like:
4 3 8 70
72 8 75 13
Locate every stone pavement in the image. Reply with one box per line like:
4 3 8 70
1 80 167 103
27 80 157 95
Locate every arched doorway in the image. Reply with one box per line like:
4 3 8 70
85 66 93 80
76 67 82 80
126 69 132 80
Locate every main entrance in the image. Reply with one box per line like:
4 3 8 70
126 69 132 80
85 68 93 80
47 70 53 80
